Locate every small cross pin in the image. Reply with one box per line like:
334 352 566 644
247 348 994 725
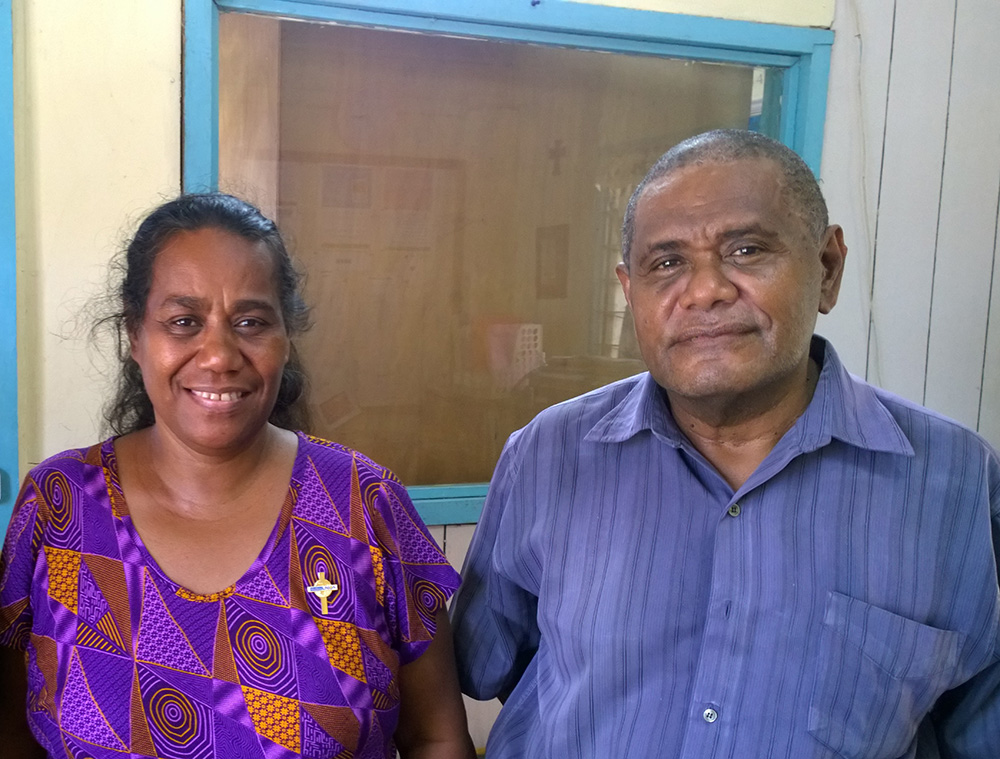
307 571 339 615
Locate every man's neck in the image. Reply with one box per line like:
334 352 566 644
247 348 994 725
666 358 820 491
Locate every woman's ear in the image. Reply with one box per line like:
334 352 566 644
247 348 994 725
127 326 142 365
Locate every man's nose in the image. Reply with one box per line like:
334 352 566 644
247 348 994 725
678 261 738 310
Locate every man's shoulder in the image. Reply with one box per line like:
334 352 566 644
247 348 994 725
527 372 647 429
504 373 649 458
860 377 998 459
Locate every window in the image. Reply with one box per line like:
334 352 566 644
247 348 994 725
184 0 832 522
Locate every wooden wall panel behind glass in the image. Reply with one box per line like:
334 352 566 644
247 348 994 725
218 13 280 218
220 17 755 485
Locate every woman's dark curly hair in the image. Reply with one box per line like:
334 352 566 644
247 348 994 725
101 193 311 435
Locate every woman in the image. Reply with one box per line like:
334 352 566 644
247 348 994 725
0 194 476 759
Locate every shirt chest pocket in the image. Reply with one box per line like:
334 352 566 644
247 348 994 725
807 592 964 759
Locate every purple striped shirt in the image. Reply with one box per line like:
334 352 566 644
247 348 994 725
451 337 1000 758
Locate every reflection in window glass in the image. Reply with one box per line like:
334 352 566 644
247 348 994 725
219 14 775 485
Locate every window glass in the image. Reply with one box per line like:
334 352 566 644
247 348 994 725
219 14 777 485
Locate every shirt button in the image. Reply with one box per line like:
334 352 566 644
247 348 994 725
727 503 741 517
703 707 719 723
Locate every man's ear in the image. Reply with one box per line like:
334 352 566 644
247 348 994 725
616 262 632 308
818 225 847 315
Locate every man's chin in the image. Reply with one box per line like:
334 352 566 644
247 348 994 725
663 381 748 403
653 358 751 397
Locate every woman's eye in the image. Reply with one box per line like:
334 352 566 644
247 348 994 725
236 317 266 329
169 317 197 329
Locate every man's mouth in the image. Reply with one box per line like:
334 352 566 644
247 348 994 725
673 325 754 344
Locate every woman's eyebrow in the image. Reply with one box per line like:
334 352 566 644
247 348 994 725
232 299 279 314
157 294 205 310
155 296 278 313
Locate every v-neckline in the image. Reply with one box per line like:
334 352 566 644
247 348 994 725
101 431 304 600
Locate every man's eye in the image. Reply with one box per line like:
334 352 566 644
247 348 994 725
169 317 197 329
732 245 762 257
654 258 682 270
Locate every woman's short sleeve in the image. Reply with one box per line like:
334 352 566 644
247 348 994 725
0 476 43 650
370 478 460 665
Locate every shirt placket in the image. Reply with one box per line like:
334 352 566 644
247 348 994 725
679 491 750 757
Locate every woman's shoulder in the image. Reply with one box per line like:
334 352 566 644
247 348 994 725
294 432 402 485
27 439 111 480
15 440 114 534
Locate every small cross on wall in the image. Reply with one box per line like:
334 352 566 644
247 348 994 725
548 139 567 176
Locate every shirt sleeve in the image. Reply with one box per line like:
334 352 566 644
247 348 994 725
374 477 461 666
0 475 43 650
927 455 1000 756
450 432 541 701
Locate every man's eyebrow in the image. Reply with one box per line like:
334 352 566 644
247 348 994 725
646 239 684 254
717 223 778 241
643 223 779 253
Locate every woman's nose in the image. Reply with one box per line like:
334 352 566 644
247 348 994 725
195 324 244 371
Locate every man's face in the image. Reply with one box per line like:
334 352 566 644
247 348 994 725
616 158 846 408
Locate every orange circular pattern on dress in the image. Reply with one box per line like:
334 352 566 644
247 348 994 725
234 620 282 677
362 482 383 512
412 577 447 611
149 687 198 745
43 471 73 532
303 546 339 589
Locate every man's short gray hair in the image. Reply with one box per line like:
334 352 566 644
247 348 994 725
620 129 829 267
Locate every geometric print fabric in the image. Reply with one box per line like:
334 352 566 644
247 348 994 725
0 433 460 758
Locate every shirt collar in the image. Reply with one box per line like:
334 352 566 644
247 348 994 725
584 371 684 446
798 336 913 455
585 336 914 457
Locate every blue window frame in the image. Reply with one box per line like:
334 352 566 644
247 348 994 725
182 0 833 524
0 0 16 525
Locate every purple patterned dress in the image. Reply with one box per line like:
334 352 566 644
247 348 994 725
0 432 460 759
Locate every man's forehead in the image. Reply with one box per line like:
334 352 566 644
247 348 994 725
642 156 784 199
638 159 785 218
631 159 812 252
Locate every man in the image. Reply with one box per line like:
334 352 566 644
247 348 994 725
450 130 1000 758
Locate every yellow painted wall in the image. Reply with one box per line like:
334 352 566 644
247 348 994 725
569 0 834 28
13 0 825 473
14 0 181 470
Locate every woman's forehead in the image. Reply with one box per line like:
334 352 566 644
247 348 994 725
148 228 279 300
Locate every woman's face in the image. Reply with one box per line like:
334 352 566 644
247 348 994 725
129 226 291 456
